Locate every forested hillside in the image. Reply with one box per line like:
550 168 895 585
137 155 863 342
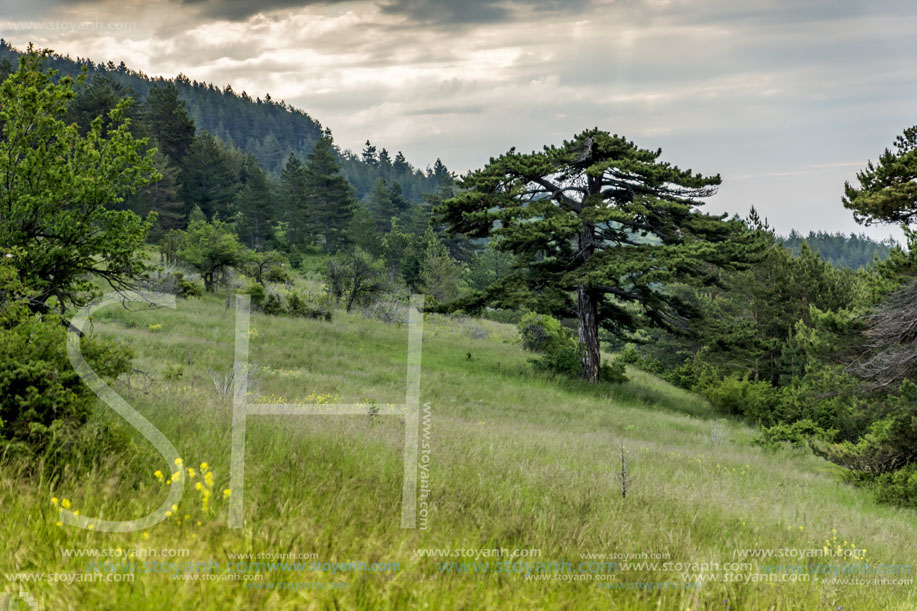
779 230 897 269
0 39 447 201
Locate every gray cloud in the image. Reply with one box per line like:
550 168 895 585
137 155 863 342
1 0 913 239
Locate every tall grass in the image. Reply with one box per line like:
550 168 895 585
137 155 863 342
0 294 914 610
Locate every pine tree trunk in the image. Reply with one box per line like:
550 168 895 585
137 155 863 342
577 285 601 382
577 217 601 383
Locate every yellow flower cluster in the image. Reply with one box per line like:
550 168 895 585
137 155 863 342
148 323 163 331
303 392 339 405
823 529 868 560
50 496 78 527
151 459 224 525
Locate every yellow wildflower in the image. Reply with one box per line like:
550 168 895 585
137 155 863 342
61 498 71 509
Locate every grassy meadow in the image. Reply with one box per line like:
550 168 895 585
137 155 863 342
1 290 916 610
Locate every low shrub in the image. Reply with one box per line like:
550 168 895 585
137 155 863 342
755 419 836 451
699 375 781 425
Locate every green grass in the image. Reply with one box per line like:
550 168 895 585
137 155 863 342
1 293 915 610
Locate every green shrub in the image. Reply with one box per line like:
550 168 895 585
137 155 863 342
755 419 836 451
286 291 332 321
517 312 580 376
262 293 284 316
517 312 626 382
240 282 266 309
518 312 567 353
699 375 780 425
0 307 132 472
872 464 917 508
265 266 290 284
600 358 628 384
177 278 204 298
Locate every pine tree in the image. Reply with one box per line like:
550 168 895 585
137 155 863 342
393 151 410 177
361 140 378 166
419 227 466 304
144 83 196 166
235 156 275 250
279 153 312 249
305 133 356 253
65 73 139 137
179 132 239 220
0 57 12 82
437 128 750 382
123 147 185 237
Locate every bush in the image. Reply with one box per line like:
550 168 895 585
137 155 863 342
286 291 332 321
262 293 284 316
518 312 567 353
265 266 290 284
600 358 628 384
755 419 836 451
699 375 780 425
177 278 204 298
240 282 266 309
518 312 580 376
0 307 133 471
872 464 917 508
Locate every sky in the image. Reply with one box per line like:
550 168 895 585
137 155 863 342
1 0 915 241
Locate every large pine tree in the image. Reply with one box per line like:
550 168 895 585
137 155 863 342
438 128 748 382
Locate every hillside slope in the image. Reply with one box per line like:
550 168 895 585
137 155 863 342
1 293 914 610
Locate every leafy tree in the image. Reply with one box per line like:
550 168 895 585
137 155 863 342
243 250 287 285
0 48 158 315
177 217 244 291
143 83 196 166
325 248 384 312
844 126 917 226
382 219 423 289
0 262 132 466
438 128 746 381
304 133 356 253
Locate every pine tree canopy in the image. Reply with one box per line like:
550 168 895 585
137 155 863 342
437 128 752 381
844 126 917 226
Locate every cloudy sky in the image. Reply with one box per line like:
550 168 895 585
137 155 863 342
2 0 915 240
